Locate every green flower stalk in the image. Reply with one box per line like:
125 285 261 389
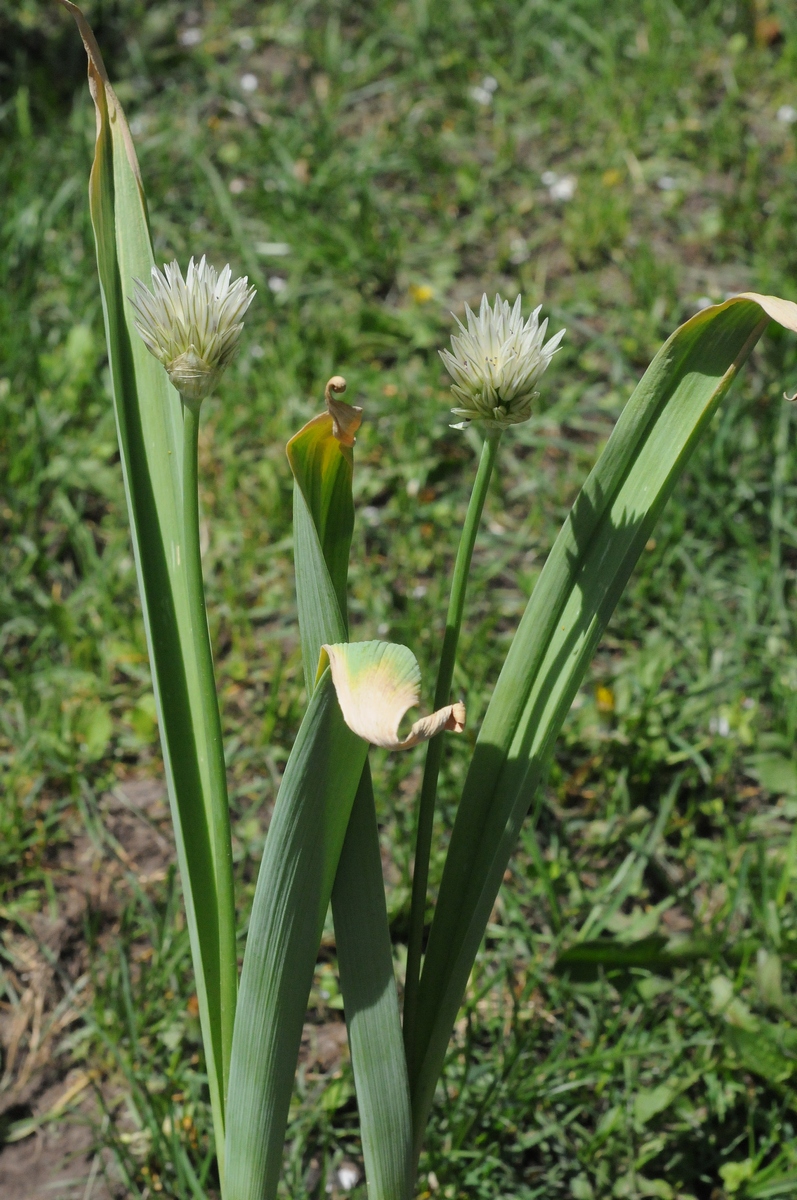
404 294 564 1058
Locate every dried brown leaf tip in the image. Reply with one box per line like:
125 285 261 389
325 376 363 447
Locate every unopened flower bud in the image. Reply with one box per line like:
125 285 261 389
440 293 564 430
131 256 255 405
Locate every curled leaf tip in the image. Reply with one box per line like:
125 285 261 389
734 292 797 335
58 0 110 85
321 641 466 751
325 375 348 401
324 375 363 447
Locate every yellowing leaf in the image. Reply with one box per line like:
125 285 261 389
735 291 797 333
321 641 466 750
288 373 414 1200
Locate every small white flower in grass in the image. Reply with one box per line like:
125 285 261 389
131 256 255 405
541 171 576 201
470 74 498 104
549 175 576 201
178 27 202 47
440 293 564 430
337 1163 360 1191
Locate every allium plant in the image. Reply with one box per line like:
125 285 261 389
61 5 797 1199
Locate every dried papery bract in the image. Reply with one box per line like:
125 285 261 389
131 256 255 405
322 641 466 750
325 375 363 446
440 292 564 428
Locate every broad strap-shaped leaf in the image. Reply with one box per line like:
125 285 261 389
60 2 236 1175
322 641 465 749
409 293 797 1154
332 764 413 1200
225 671 369 1200
288 405 414 1200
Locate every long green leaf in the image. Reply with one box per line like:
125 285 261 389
410 293 797 1154
61 2 237 1175
225 670 369 1200
332 766 413 1200
288 412 413 1200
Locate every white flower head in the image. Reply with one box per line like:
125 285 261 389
440 293 564 430
131 256 255 405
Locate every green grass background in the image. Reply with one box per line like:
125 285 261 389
4 1 797 1197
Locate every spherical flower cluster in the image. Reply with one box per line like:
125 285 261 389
440 293 564 429
131 256 255 405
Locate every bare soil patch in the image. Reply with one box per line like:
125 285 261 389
0 776 174 1198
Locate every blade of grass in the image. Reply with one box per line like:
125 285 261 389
60 2 236 1178
409 293 797 1157
576 774 680 942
